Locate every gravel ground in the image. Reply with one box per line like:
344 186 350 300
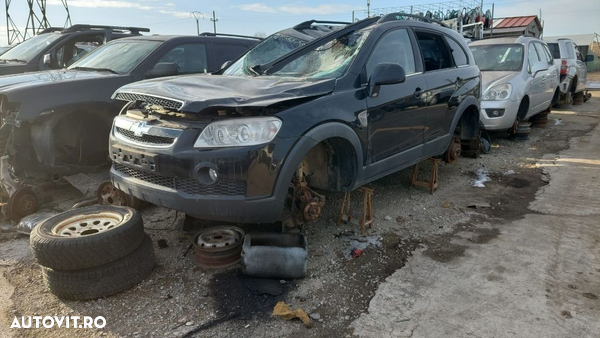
0 95 599 338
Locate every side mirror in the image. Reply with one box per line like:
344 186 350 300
221 60 233 70
145 62 179 79
369 63 406 97
43 54 52 65
531 60 548 77
586 54 594 62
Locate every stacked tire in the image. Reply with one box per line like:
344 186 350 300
30 205 154 301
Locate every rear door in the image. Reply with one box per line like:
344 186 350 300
574 45 587 92
365 28 427 164
414 30 463 144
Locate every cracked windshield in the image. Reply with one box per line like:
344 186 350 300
225 29 371 79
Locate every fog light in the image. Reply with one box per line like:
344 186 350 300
486 109 505 118
208 168 218 182
197 165 219 185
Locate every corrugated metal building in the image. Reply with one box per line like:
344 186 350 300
544 33 600 72
484 15 543 38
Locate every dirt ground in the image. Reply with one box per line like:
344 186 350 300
1 92 599 337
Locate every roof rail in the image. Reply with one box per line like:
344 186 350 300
39 27 64 34
378 13 450 28
293 20 352 29
62 25 150 34
199 32 263 40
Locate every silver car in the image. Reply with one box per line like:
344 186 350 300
470 36 559 132
545 38 594 104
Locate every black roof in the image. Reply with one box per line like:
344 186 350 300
113 35 259 45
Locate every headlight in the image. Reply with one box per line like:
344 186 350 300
483 83 512 101
194 117 282 148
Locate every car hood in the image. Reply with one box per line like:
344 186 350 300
0 69 120 92
481 71 519 93
114 74 336 113
0 69 131 121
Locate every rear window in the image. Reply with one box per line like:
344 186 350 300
547 43 560 59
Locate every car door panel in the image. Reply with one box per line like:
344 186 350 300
363 28 426 166
366 75 428 163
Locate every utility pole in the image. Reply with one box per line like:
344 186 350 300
190 11 203 35
367 0 370 17
210 11 218 34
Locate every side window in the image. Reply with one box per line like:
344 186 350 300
366 29 416 78
527 43 540 73
444 36 468 66
214 44 249 67
542 45 554 65
565 42 575 58
415 31 453 71
534 43 551 66
575 47 584 62
55 34 102 68
158 43 207 74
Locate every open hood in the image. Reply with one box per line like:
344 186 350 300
114 74 336 113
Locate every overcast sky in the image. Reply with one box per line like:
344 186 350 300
0 0 598 45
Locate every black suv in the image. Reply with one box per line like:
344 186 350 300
110 15 481 224
0 25 149 76
0 33 258 198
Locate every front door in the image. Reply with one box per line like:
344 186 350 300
527 43 545 113
365 28 427 165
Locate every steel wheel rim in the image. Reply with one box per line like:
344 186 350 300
51 211 125 237
197 228 241 248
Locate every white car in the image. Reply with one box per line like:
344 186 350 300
470 36 559 133
545 38 594 104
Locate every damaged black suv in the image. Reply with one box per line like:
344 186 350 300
110 15 481 225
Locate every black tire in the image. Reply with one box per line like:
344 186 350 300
30 205 144 270
42 234 155 300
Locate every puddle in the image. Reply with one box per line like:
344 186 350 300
472 168 491 187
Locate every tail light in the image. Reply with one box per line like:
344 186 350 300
560 59 568 75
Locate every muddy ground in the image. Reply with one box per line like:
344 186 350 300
1 93 599 338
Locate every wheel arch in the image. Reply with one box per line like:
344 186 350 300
273 122 363 199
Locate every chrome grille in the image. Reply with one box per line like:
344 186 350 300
115 127 175 146
115 92 183 110
113 164 246 196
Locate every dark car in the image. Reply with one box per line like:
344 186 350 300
0 33 258 198
0 25 150 76
109 15 481 226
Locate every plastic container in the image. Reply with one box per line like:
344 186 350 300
241 233 308 279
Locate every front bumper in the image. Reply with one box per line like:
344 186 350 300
480 99 521 131
111 165 284 222
108 117 295 223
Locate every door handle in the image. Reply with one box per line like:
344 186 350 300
456 76 463 83
414 87 422 98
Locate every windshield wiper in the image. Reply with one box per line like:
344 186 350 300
0 58 26 63
71 66 118 74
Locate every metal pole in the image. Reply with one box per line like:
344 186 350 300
191 11 203 36
367 0 370 17
211 11 218 34
491 3 494 37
